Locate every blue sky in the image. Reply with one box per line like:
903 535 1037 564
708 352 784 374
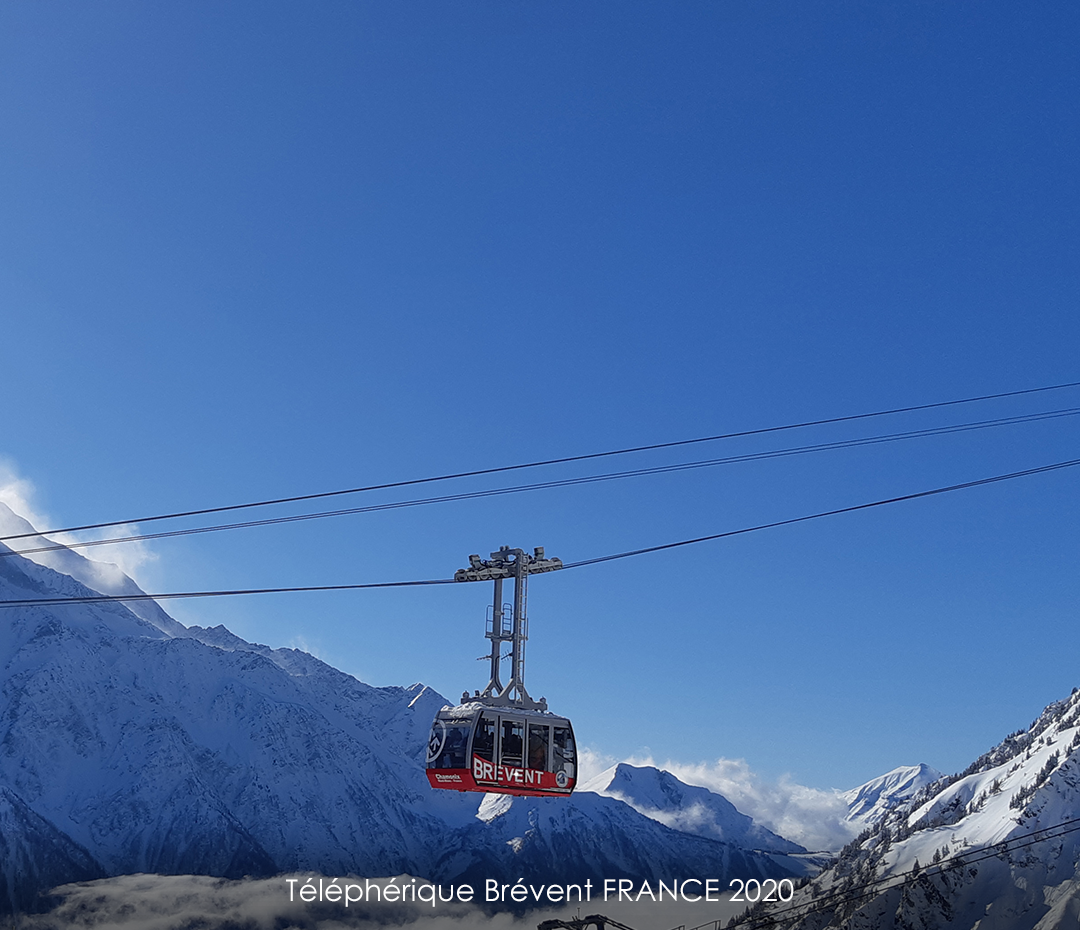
1 1 1078 790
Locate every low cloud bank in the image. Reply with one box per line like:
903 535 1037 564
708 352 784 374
23 874 514 930
22 873 744 930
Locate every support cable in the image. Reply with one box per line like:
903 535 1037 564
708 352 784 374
3 407 1077 560
3 380 1078 545
560 457 1080 571
0 577 458 609
1 456 1076 610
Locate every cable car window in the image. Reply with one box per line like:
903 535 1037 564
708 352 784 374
500 718 524 768
431 721 471 769
473 714 496 762
552 726 575 776
528 724 550 771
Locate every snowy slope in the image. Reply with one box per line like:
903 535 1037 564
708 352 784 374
581 762 804 854
741 690 1080 930
0 529 800 912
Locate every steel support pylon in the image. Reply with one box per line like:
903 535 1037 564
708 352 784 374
454 545 563 711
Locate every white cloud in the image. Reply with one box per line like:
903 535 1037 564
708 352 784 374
0 458 50 531
290 634 324 660
0 459 157 587
577 745 619 784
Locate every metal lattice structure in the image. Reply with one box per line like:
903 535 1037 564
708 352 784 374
454 545 562 711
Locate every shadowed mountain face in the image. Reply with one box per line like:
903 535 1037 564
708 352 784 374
0 526 800 912
0 787 105 913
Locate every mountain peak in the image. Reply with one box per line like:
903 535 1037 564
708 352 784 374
842 762 944 829
581 761 804 854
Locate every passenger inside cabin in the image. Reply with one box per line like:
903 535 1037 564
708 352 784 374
528 724 549 770
441 726 467 768
500 720 524 767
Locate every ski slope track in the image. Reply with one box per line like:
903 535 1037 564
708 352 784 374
0 505 803 912
743 691 1080 930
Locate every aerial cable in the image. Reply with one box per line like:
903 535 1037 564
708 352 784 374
0 577 458 609
2 379 1078 545
560 457 1080 571
3 406 1078 560
1 455 1076 610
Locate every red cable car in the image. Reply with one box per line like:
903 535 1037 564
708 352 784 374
425 547 577 798
426 704 576 796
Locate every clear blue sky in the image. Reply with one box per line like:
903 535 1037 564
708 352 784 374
1 1 1078 789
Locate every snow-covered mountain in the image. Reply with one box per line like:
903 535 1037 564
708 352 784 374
739 690 1080 930
0 519 800 912
842 762 943 831
581 762 805 854
0 535 460 879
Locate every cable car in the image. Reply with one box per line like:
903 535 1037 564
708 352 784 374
426 704 577 796
426 546 577 798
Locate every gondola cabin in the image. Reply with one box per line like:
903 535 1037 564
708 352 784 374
429 545 575 798
426 704 576 797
